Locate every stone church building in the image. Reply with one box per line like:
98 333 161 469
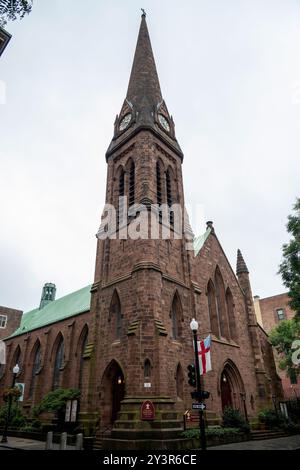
0 14 282 446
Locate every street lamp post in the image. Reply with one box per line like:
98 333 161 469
1 364 20 443
190 318 207 451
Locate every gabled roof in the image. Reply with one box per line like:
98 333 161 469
8 285 92 339
193 227 211 256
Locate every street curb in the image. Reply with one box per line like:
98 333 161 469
0 444 25 451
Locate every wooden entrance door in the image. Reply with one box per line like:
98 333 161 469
221 372 232 411
111 370 125 423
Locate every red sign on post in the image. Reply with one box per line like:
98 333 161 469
141 400 155 420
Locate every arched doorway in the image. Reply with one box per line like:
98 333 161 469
221 370 233 410
101 360 125 426
220 361 246 415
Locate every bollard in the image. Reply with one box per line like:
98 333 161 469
76 433 83 450
45 431 53 450
59 432 67 450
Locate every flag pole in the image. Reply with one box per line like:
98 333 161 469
190 319 207 451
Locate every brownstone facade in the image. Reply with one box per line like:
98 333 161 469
0 306 22 341
0 14 282 446
254 293 300 399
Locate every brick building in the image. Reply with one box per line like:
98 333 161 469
0 306 22 381
0 14 282 448
0 306 22 341
254 293 300 400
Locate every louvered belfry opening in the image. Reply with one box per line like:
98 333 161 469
118 169 125 228
156 162 162 222
129 161 135 208
166 169 174 226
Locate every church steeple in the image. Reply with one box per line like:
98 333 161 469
106 13 182 159
126 11 162 109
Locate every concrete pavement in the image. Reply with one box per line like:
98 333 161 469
0 436 75 450
209 434 300 450
1 433 300 450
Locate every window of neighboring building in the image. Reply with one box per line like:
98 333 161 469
276 308 285 321
0 315 7 328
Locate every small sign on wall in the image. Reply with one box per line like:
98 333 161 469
144 382 151 388
65 400 72 422
70 399 78 422
65 399 78 422
15 383 25 402
141 400 155 420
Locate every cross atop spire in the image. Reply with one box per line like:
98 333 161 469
236 249 249 275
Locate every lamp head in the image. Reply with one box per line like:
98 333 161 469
13 364 20 375
190 318 198 331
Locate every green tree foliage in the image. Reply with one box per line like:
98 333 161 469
0 0 33 27
279 198 300 318
222 406 250 433
269 319 300 379
0 403 27 428
32 388 80 417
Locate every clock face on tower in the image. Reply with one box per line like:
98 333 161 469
119 113 132 131
158 114 170 132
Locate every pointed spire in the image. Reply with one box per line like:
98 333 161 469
126 13 162 107
106 13 183 159
236 249 249 275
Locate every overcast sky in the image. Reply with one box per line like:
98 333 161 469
0 0 299 312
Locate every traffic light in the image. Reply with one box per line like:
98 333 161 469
187 363 196 387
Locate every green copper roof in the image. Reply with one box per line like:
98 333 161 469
193 227 211 256
9 285 92 339
7 232 210 339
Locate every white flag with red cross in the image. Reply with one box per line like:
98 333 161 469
197 335 212 375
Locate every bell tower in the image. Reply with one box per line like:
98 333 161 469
86 12 196 447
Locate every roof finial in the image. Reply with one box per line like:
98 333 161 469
236 249 249 275
141 8 146 17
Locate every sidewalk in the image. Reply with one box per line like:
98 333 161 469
209 433 300 450
1 433 300 451
0 436 76 450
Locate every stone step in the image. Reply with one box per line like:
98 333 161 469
93 438 103 450
251 430 287 441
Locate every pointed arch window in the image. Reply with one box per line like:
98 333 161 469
12 345 22 372
166 168 174 226
78 327 88 390
144 359 151 378
29 342 41 399
207 280 220 337
53 336 64 390
171 293 182 340
226 288 237 342
110 291 122 340
128 161 135 207
156 162 162 206
118 168 125 228
176 363 184 399
215 267 230 339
